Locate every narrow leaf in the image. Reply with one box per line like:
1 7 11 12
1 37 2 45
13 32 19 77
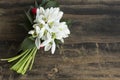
34 0 39 8
24 10 33 24
45 0 59 8
40 0 47 6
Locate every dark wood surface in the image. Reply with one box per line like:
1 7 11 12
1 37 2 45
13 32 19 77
0 0 120 80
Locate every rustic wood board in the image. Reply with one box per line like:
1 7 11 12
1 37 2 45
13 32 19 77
0 0 120 80
0 0 120 43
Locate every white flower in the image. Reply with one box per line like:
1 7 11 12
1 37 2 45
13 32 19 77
40 32 55 54
43 39 56 54
34 7 63 24
28 7 70 54
52 22 70 38
28 24 45 49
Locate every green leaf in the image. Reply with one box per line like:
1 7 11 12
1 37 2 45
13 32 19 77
61 19 72 27
45 0 59 8
55 39 62 44
66 20 72 27
24 10 33 25
20 37 36 51
24 16 33 31
23 9 34 31
34 0 39 8
40 0 49 6
19 22 32 31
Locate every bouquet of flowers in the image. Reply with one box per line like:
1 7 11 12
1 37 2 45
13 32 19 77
1 0 70 75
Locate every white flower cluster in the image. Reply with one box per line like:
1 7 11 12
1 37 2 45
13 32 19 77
28 7 70 54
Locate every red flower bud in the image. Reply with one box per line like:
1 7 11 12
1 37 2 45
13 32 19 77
31 8 37 15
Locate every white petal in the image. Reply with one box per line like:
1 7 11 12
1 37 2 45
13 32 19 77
40 7 45 14
28 30 34 35
34 9 40 22
40 20 45 24
35 26 40 34
36 8 40 17
60 38 64 43
51 41 56 54
41 39 51 46
35 38 41 49
39 27 45 38
66 29 70 34
44 44 51 51
47 32 51 39
45 24 51 32
56 32 63 39
36 15 44 23
41 35 47 40
33 24 38 28
57 12 63 21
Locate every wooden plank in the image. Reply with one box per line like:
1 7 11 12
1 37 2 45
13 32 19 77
59 0 120 5
0 41 120 80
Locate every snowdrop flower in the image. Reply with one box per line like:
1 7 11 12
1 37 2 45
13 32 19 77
51 22 70 38
28 7 70 54
42 39 56 54
40 32 56 54
28 24 45 49
34 7 63 25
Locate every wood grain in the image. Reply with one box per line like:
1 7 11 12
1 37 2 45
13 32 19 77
0 0 120 80
0 0 120 43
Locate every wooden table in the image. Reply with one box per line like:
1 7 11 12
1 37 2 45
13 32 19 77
0 0 120 80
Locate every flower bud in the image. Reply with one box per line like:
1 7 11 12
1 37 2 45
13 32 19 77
31 8 37 15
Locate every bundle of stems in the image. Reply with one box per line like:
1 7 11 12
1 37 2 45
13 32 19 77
1 47 37 75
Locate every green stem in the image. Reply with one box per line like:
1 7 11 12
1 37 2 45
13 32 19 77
29 48 37 70
1 50 28 61
17 48 36 74
11 47 37 74
8 50 29 62
22 56 32 74
1 47 38 74
10 49 32 71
